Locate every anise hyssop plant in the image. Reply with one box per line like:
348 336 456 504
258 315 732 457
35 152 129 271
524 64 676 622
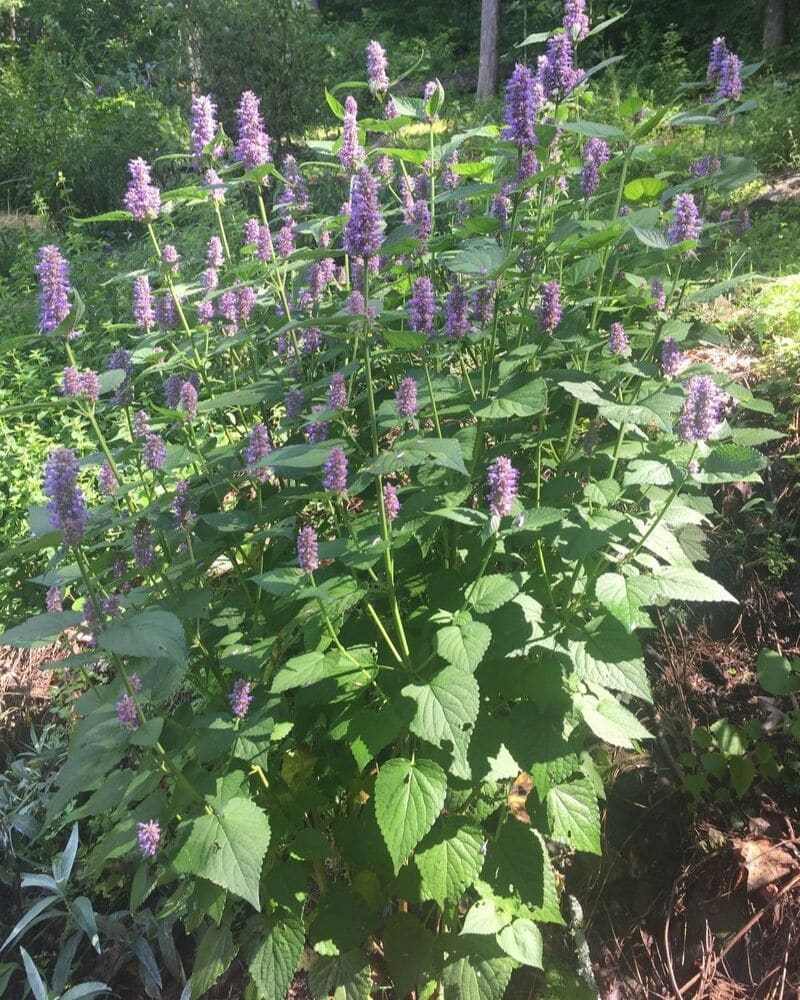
5 7 771 997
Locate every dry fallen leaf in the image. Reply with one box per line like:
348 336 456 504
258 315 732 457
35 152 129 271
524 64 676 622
507 771 534 824
732 837 800 894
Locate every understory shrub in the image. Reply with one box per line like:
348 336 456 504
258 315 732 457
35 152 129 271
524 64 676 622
1 6 774 997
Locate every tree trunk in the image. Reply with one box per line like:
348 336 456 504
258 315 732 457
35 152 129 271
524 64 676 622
763 0 787 51
476 0 500 99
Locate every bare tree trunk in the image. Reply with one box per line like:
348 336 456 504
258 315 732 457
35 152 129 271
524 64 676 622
182 0 202 95
476 0 500 99
763 0 787 50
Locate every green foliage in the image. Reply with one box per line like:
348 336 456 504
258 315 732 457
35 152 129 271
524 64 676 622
0 8 776 997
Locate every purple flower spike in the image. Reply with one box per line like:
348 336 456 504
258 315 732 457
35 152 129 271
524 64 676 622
661 338 685 378
172 480 195 529
43 448 88 545
539 281 562 332
367 40 389 95
323 446 348 494
540 33 583 100
79 370 100 403
277 155 310 214
205 168 225 203
132 519 156 569
137 819 161 858
36 245 72 332
132 275 155 331
396 377 418 418
563 0 589 41
678 375 724 442
229 679 253 719
190 94 223 164
650 279 666 312
99 461 119 496
245 421 272 483
503 63 541 148
46 586 62 613
487 456 520 517
383 482 400 522
62 366 81 397
244 217 261 246
285 388 304 420
306 405 329 443
142 434 167 472
445 282 469 339
409 276 436 335
123 158 161 222
668 193 702 246
581 137 611 197
234 90 272 174
328 372 348 411
178 381 198 421
707 37 729 83
297 525 320 573
161 244 180 273
339 95 365 173
608 321 629 356
717 52 742 101
343 168 383 259
116 694 139 730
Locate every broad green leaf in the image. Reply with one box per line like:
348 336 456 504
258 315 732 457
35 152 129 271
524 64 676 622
1 611 81 648
345 703 411 771
382 913 439 999
559 120 625 138
484 823 563 924
265 440 345 478
496 919 543 968
191 923 237 1000
374 758 447 872
403 666 479 778
651 566 737 604
756 648 800 696
414 817 485 908
624 177 667 201
308 949 372 1000
173 798 270 909
100 609 186 665
442 952 515 1000
730 427 784 447
546 778 601 854
568 622 652 702
473 377 547 419
630 225 670 249
247 915 305 1000
578 692 652 748
467 574 520 614
710 718 747 756
696 444 767 484
436 614 492 673
446 238 508 277
595 573 657 633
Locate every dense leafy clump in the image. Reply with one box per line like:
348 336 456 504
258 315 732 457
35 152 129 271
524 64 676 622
2 7 774 998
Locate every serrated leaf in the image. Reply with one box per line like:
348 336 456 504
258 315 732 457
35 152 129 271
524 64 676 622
496 919 543 967
651 566 737 604
100 609 186 665
595 573 658 633
403 666 479 778
436 615 492 673
756 648 800 696
446 238 508 277
568 622 652 702
374 758 447 873
578 692 651 748
467 574 520 614
191 923 236 1000
1 611 81 648
308 949 372 1000
383 913 439 999
247 915 305 1000
173 798 270 909
442 952 515 1000
546 778 601 854
414 818 485 908
631 225 670 249
696 444 767 484
484 824 563 924
473 377 547 419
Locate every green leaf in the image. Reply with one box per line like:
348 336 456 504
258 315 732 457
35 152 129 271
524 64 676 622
308 949 372 1000
546 778 601 855
631 225 670 249
756 648 800 696
173 798 270 909
374 758 447 872
414 817 485 908
696 444 767 484
1 611 81 648
247 915 305 1000
578 692 652 748
467 574 520 614
729 756 757 798
651 566 737 604
442 952 515 1000
403 666 479 778
100 609 186 665
559 120 625 138
474 377 547 419
624 177 668 201
436 614 492 673
595 573 657 633
382 913 439 1000
568 623 652 702
265 440 346 478
710 718 747 756
496 919 543 968
484 823 563 924
191 923 237 1000
446 238 508 277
